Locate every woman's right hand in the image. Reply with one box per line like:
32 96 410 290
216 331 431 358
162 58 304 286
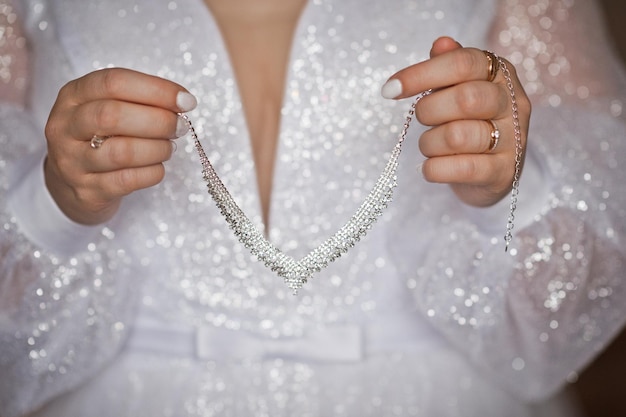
44 68 197 225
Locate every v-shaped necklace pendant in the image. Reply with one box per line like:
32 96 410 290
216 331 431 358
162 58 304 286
183 91 430 294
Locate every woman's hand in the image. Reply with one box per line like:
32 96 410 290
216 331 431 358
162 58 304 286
381 37 531 207
44 68 197 225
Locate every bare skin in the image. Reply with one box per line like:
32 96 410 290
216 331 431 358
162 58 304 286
42 1 530 227
203 0 308 228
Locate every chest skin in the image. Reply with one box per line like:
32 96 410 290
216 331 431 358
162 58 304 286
203 0 308 228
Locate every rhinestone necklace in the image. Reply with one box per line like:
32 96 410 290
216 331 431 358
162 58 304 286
182 90 431 294
183 56 522 293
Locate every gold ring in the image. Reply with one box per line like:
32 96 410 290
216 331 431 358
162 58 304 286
482 50 499 82
486 120 500 153
90 135 107 149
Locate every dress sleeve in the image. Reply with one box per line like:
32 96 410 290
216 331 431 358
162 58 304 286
408 0 626 402
0 3 138 416
0 1 28 106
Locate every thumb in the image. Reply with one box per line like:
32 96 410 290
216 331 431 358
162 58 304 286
430 36 463 58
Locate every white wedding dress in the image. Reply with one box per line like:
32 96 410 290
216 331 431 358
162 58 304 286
1 0 625 416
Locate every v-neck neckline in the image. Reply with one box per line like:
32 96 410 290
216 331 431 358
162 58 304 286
190 0 315 233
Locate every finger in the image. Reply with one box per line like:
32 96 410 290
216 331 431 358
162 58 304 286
60 67 197 113
81 137 175 173
419 119 505 157
421 153 513 207
421 153 508 187
88 163 167 200
429 36 463 58
414 80 508 126
381 46 500 100
70 100 189 140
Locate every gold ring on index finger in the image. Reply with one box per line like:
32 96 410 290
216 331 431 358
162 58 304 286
482 50 499 82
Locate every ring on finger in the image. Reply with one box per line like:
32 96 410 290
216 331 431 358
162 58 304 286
482 50 499 82
90 135 109 149
486 120 500 153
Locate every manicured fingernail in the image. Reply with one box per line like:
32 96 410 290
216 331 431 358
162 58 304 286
175 115 190 137
176 91 197 112
170 140 178 154
416 162 424 176
381 79 403 99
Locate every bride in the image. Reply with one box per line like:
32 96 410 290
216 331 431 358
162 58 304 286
1 0 624 416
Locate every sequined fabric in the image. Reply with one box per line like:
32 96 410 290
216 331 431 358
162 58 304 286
1 0 625 416
0 1 27 104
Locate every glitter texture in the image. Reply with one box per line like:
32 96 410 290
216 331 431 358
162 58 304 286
0 1 28 105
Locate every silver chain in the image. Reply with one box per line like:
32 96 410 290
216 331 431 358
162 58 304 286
497 56 523 252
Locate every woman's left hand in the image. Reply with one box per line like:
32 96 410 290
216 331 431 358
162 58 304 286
381 37 531 207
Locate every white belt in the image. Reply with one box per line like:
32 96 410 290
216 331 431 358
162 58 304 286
125 312 442 363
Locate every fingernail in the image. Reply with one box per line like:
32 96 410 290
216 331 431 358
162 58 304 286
381 79 403 99
416 162 424 177
175 115 190 137
176 91 197 112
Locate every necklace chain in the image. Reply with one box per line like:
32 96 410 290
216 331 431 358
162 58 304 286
183 90 431 294
497 56 523 252
184 59 521 291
